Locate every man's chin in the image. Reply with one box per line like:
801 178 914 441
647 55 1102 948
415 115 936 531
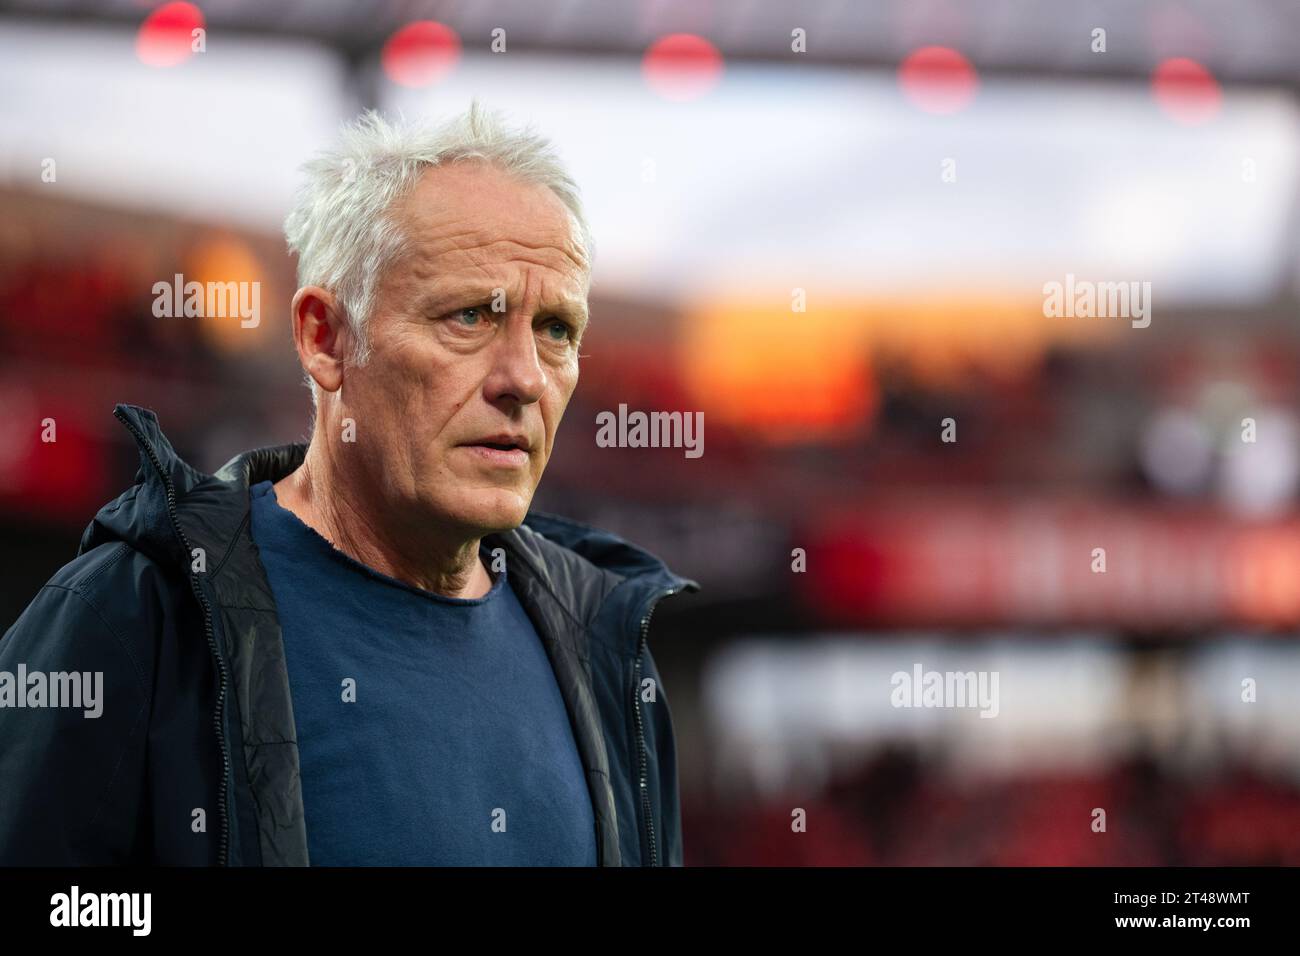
437 488 532 536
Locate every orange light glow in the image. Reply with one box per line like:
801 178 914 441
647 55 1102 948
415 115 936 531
186 235 269 353
679 300 875 443
679 293 1117 443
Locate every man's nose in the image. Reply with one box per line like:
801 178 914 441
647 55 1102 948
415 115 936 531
483 314 547 406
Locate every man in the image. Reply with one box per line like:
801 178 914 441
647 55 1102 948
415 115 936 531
0 104 697 866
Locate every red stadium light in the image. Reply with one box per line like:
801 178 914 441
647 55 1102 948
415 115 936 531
1151 57 1222 125
643 34 723 102
135 1 204 68
897 46 979 115
382 21 461 88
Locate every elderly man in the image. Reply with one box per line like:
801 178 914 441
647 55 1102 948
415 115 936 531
0 104 697 866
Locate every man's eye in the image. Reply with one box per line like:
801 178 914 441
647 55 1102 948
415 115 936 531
456 307 483 326
544 319 572 341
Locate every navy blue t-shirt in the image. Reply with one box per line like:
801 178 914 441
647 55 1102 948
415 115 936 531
248 480 596 866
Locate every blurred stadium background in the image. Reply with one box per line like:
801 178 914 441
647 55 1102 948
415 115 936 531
3 0 1300 864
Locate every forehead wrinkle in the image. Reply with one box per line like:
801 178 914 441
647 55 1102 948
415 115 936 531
409 224 588 275
519 265 588 319
406 225 588 295
409 247 584 293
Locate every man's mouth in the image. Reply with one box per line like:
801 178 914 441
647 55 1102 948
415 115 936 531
460 435 532 468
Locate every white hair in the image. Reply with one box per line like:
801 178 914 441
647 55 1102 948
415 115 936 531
283 101 592 403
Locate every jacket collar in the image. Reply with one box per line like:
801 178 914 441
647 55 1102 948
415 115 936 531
98 402 698 646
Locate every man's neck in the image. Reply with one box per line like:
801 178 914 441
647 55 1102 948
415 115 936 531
270 443 494 600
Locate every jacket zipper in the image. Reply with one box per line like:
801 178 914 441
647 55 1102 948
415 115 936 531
115 410 232 867
633 585 684 867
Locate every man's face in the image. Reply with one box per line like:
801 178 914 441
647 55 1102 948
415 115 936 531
338 161 590 536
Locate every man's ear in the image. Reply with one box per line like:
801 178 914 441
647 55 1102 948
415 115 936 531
291 286 349 394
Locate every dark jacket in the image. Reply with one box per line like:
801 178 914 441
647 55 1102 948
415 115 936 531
0 404 698 866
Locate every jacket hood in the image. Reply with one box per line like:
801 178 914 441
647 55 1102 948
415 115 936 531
80 403 698 652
